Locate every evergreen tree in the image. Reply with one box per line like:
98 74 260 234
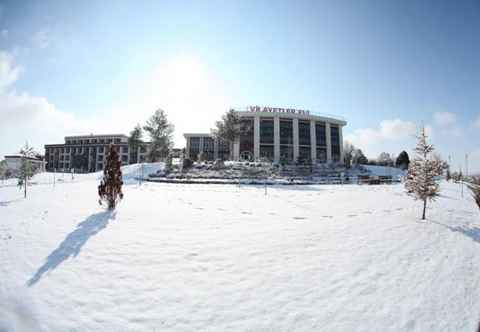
211 109 241 160
354 149 369 165
18 142 35 198
467 177 480 210
405 127 442 220
143 109 174 162
396 151 410 170
98 145 124 209
128 124 143 164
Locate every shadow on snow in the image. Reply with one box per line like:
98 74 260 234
27 210 115 286
432 220 480 244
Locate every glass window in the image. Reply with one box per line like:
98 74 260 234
316 122 326 146
299 121 310 146
280 145 293 163
260 118 274 144
279 119 293 145
239 118 254 159
260 145 274 161
316 147 327 163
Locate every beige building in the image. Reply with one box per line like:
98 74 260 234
185 106 347 163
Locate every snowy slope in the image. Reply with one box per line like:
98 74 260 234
1 175 479 331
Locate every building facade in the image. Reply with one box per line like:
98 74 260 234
44 134 149 172
4 155 46 173
184 106 347 163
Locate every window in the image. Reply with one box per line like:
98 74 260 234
98 147 104 153
122 146 129 153
315 122 326 146
203 137 215 160
239 118 254 159
121 155 128 162
100 139 105 143
298 121 310 146
189 137 201 160
330 125 340 162
279 119 293 145
260 118 274 144
114 138 121 144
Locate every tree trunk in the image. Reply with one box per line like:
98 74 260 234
422 198 427 220
24 177 27 198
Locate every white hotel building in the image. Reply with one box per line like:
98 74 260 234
185 106 347 164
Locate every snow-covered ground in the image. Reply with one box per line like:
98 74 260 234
1 171 479 331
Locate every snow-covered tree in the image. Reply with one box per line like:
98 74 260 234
98 145 124 209
343 142 355 169
405 127 442 220
377 152 394 166
467 177 480 210
211 109 241 160
143 109 174 162
353 149 368 165
18 142 35 198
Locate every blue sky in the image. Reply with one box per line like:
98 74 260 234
1 0 479 171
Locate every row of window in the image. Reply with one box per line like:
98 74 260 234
65 138 123 145
47 145 137 155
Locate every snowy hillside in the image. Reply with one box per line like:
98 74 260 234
1 173 480 331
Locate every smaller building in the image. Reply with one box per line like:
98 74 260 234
184 134 230 161
4 154 46 173
45 134 150 173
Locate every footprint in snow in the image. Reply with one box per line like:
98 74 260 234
347 214 357 218
322 215 333 219
241 211 252 215
293 217 307 220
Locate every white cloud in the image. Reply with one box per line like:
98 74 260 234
474 115 480 129
0 51 80 157
433 111 457 127
344 119 430 159
32 30 50 49
0 52 22 91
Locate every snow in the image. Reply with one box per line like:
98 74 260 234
1 171 480 331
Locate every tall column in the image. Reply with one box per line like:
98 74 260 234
293 118 299 162
274 116 280 163
213 139 219 160
339 125 344 164
310 120 317 164
326 122 332 163
199 137 204 156
233 138 240 161
185 137 190 160
254 116 260 160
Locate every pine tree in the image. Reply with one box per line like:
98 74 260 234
396 151 410 170
143 109 174 162
343 142 355 169
128 124 143 164
211 109 241 160
98 145 124 209
405 127 442 220
18 142 35 198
